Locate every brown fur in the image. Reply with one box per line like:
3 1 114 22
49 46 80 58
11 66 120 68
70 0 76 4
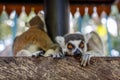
13 15 57 56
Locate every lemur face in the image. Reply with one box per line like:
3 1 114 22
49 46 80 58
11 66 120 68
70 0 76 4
66 40 85 56
56 33 87 56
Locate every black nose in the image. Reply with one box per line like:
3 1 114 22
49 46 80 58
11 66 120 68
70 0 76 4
74 49 82 56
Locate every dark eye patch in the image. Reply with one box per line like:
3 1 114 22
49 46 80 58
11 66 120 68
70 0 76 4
67 43 75 50
79 41 84 49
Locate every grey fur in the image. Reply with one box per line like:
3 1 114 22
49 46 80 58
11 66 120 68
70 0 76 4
55 31 104 66
64 34 85 44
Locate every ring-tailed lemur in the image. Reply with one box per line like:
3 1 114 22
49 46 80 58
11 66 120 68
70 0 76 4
51 31 104 66
13 14 59 57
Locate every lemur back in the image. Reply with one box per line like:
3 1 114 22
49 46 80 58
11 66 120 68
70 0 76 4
13 15 57 56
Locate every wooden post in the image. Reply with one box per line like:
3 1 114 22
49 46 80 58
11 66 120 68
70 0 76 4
0 57 120 80
44 0 69 42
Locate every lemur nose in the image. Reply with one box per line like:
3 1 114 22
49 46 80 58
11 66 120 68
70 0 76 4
74 49 82 56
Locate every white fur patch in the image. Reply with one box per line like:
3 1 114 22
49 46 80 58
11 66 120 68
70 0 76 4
16 49 32 57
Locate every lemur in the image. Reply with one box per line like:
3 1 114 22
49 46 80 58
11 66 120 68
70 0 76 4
13 15 58 56
13 14 103 66
53 31 104 66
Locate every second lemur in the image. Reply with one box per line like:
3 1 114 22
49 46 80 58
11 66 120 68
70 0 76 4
13 15 58 56
53 31 104 66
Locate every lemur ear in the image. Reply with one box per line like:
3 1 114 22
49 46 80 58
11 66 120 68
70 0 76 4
55 36 65 47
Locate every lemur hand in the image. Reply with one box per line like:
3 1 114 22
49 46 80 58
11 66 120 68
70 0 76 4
81 53 91 66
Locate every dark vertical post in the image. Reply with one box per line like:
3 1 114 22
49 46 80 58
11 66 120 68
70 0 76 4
44 0 69 42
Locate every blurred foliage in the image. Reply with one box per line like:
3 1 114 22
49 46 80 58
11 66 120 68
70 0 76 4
112 36 120 52
0 23 11 40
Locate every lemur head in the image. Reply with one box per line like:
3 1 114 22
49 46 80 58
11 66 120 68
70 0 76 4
56 33 88 56
26 15 45 31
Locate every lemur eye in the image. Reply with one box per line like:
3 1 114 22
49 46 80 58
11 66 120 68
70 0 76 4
79 41 84 49
67 43 74 50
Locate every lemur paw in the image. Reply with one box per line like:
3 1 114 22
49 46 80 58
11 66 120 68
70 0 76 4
51 52 64 58
43 49 64 58
43 49 55 57
32 50 45 57
81 53 91 66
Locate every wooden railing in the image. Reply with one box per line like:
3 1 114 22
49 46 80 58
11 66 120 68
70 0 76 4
0 57 119 80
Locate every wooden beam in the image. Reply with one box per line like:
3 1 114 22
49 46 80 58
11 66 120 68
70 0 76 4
0 4 44 15
0 0 115 4
0 57 120 80
0 3 120 16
